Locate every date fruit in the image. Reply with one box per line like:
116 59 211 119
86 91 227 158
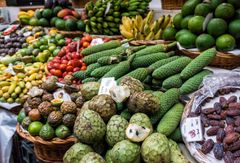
227 96 238 104
235 117 240 126
234 150 240 158
224 132 239 144
229 102 240 110
226 116 235 125
213 143 224 160
207 126 220 136
207 114 221 120
209 120 225 128
225 140 240 151
224 151 234 163
201 114 209 127
216 128 226 142
226 109 240 116
219 96 228 108
202 108 216 114
225 125 235 135
201 139 214 154
214 102 222 114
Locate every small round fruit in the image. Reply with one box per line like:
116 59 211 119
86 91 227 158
215 3 234 20
21 117 32 129
188 16 205 34
162 27 177 41
39 123 55 140
17 111 26 123
28 109 41 121
178 32 197 49
196 34 215 51
173 13 182 30
55 125 71 139
207 18 227 37
229 19 240 38
28 121 43 136
216 34 236 52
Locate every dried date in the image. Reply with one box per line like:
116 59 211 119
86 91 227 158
224 151 234 163
225 140 240 151
226 109 240 116
216 128 226 142
235 117 240 127
224 132 240 144
220 96 228 108
221 110 228 119
235 158 240 163
213 143 224 160
209 120 225 128
234 150 240 158
229 102 240 110
226 116 235 125
227 96 238 104
202 108 216 115
201 114 209 127
207 126 220 136
225 125 235 135
201 139 214 154
214 102 222 114
207 114 221 120
236 127 240 133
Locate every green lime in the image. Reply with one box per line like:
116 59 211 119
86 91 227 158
215 3 235 20
173 13 183 30
28 121 43 136
53 49 60 56
49 44 56 52
188 16 205 34
196 34 215 51
55 125 71 139
55 33 64 40
207 18 227 37
17 111 26 123
216 34 236 51
57 39 65 46
229 19 240 38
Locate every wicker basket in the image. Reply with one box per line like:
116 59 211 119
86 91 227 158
161 0 186 10
129 40 172 46
180 49 240 69
59 31 83 38
16 123 77 163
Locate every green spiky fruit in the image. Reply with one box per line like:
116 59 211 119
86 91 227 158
162 74 183 89
85 63 101 76
91 64 117 78
74 109 106 144
168 139 188 163
110 140 141 163
119 76 144 95
105 150 113 163
148 56 180 70
127 92 160 115
141 133 170 163
63 143 94 163
88 94 117 121
168 127 183 142
106 115 128 147
80 82 100 101
82 77 98 83
117 68 151 83
80 152 105 163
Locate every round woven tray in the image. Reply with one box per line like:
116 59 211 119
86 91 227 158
16 123 76 163
180 49 240 69
59 30 83 38
129 40 173 46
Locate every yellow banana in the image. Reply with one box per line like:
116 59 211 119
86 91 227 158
157 15 165 28
166 17 173 28
121 30 134 39
140 19 146 33
135 15 143 31
143 24 151 36
154 28 163 40
151 21 160 34
145 32 155 40
139 34 145 40
122 16 132 32
145 10 154 24
160 15 171 30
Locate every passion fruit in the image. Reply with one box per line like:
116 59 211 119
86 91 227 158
28 109 41 121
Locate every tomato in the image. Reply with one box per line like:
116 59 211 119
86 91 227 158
58 50 66 57
71 59 82 67
65 38 72 45
82 63 87 67
61 59 68 64
54 69 62 77
62 71 68 77
81 37 87 42
83 42 90 48
81 66 87 70
71 52 81 59
58 78 64 82
53 63 60 69
60 64 67 71
85 35 92 42
47 62 54 70
103 37 111 42
68 43 77 52
73 67 80 72
73 80 77 84
66 66 73 72
50 69 56 75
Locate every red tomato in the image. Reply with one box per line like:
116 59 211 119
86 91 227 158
71 52 80 59
60 64 67 71
71 59 82 67
58 78 64 82
55 56 61 60
73 67 80 72
103 37 111 42
68 72 73 75
62 71 68 77
53 63 60 69
53 58 61 63
65 38 72 45
58 50 66 57
61 59 68 64
50 69 56 75
66 66 73 72
82 63 87 67
83 42 90 48
47 62 53 70
68 43 77 52
66 53 72 60
85 35 92 42
54 69 62 77
73 80 77 84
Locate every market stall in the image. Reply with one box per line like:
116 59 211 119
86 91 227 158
1 0 240 162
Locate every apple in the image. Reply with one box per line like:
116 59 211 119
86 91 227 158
50 69 56 75
54 69 62 77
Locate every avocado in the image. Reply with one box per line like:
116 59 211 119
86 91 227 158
181 0 201 17
21 117 32 129
39 123 55 140
17 110 26 124
207 18 228 37
175 29 191 40
162 27 177 41
229 19 240 38
194 3 212 17
215 3 235 20
55 125 71 139
196 34 215 51
216 34 236 51
178 32 197 49
65 19 77 31
55 19 65 30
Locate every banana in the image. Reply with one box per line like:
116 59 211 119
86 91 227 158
143 24 151 36
140 19 146 33
135 15 143 31
145 10 154 24
151 21 160 34
154 28 163 40
121 30 134 39
157 15 165 28
166 17 173 28
160 15 171 30
122 16 133 32
139 34 145 40
145 31 155 40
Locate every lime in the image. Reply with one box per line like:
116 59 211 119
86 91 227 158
178 32 197 49
29 17 39 26
228 19 240 38
57 39 65 46
162 27 177 41
175 29 191 41
49 44 56 52
17 111 26 123
207 18 227 37
55 33 64 40
196 34 215 51
181 15 193 29
188 16 205 34
173 13 182 30
53 49 60 56
55 125 71 139
216 34 236 51
28 121 43 136
215 3 235 20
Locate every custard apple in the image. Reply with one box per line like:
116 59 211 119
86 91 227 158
106 115 128 147
110 140 140 163
120 76 144 94
141 133 170 163
38 101 53 117
129 113 153 133
105 150 113 163
88 94 117 121
127 92 160 115
80 152 105 163
74 109 106 144
60 101 77 114
63 142 94 163
80 82 100 101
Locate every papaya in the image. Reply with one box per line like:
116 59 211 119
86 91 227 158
57 9 73 18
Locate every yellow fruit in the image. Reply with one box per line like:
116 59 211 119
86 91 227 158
23 88 28 94
18 11 29 17
0 81 10 87
19 93 24 98
143 24 151 35
17 73 25 79
8 81 17 94
160 15 171 30
122 16 132 32
154 28 163 40
29 73 37 81
26 36 35 44
3 92 10 99
15 86 22 94
15 98 21 103
157 16 165 28
24 77 29 82
31 80 38 86
0 90 3 97
18 81 25 88
120 30 134 39
7 98 14 103
145 11 154 24
26 82 32 89
145 32 155 40
11 93 17 99
27 10 35 17
49 29 58 35
36 73 43 80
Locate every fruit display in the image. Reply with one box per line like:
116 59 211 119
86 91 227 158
17 10 35 25
174 0 240 51
120 11 173 40
17 76 81 140
20 0 85 31
62 77 189 162
0 62 46 103
84 0 151 35
74 40 215 95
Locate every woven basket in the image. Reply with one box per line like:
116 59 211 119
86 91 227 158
129 40 172 46
180 49 240 69
59 31 83 38
161 0 186 10
16 123 76 163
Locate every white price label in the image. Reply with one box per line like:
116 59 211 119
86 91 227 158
98 77 117 95
182 116 203 142
23 31 32 37
90 38 104 46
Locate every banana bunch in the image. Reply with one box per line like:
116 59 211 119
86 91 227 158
120 11 173 40
121 0 151 17
18 10 35 19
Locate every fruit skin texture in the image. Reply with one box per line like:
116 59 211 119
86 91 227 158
129 113 153 134
62 114 76 128
215 3 235 20
180 70 212 95
39 123 55 140
47 111 63 127
127 92 160 115
106 115 128 147
80 152 105 163
162 74 183 89
38 101 53 117
157 103 184 136
207 18 227 37
229 19 240 38
216 34 236 52
169 127 183 142
63 142 94 163
181 0 201 16
149 56 180 71
168 139 188 163
196 34 215 51
141 133 170 163
60 101 77 114
88 94 117 122
80 82 100 101
74 109 106 144
188 16 205 34
180 48 216 80
110 140 140 163
119 76 144 95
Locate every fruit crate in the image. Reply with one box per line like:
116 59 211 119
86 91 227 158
161 0 186 10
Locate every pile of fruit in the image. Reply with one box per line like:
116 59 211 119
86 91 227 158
120 11 172 40
173 0 240 51
17 76 82 140
74 40 216 94
0 62 46 103
17 10 35 25
84 0 150 35
20 0 86 31
62 77 188 162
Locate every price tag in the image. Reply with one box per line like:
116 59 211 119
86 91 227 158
98 77 117 95
90 38 104 46
182 116 203 142
23 31 32 37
